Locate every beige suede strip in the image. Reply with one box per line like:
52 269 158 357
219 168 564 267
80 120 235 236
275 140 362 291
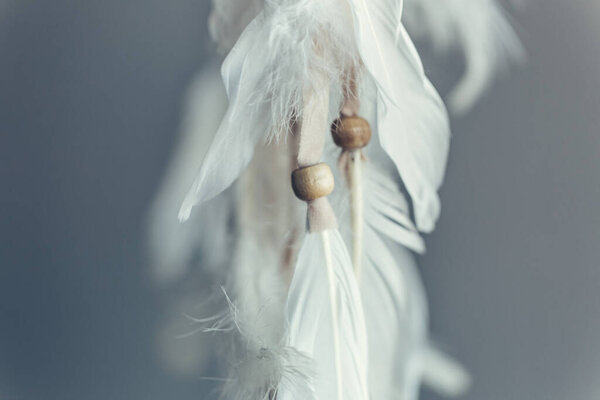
307 197 338 232
297 71 337 232
297 78 329 168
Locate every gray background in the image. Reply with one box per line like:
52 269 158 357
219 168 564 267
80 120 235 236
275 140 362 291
0 1 599 399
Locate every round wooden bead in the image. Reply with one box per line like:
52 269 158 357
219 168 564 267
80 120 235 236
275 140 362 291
291 163 334 201
331 115 372 149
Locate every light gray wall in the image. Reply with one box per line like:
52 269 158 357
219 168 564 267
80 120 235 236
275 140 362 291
421 2 600 399
0 1 598 399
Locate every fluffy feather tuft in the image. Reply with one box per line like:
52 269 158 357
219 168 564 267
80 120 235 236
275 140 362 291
179 0 362 220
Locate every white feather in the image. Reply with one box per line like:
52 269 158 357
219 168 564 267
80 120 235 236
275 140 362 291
347 0 451 233
178 17 268 221
403 0 525 114
279 230 369 400
328 72 468 399
364 164 426 254
362 228 471 399
361 226 420 398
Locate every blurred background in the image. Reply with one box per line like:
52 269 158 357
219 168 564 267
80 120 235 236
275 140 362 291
1 0 599 399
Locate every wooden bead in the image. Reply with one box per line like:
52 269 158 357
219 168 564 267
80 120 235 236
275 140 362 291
331 116 372 149
291 163 334 201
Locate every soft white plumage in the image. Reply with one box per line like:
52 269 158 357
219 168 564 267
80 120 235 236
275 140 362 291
179 0 361 221
147 0 524 398
176 2 370 399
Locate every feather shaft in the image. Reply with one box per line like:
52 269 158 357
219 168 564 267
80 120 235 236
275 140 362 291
348 150 364 279
322 230 343 400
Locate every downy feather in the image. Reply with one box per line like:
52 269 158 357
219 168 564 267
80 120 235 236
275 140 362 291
221 233 290 400
152 76 304 387
221 138 305 399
